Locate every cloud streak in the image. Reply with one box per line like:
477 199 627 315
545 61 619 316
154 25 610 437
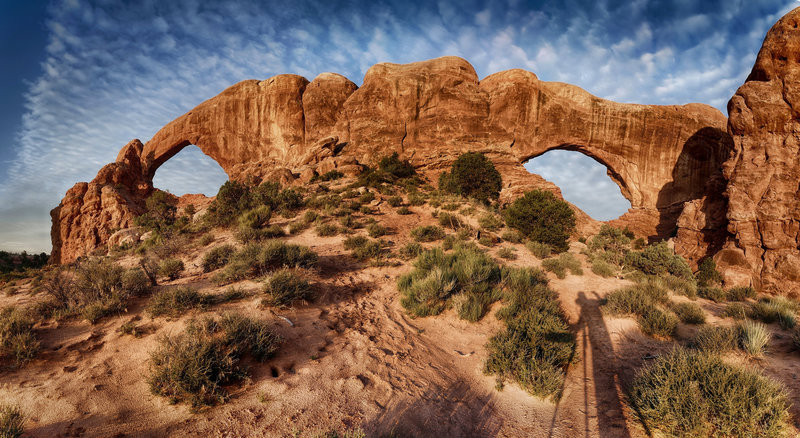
0 0 796 252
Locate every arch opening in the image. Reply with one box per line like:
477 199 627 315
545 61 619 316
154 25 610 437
524 150 631 221
151 145 228 196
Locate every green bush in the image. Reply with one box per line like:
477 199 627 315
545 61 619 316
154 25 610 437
366 222 388 238
501 230 525 244
526 241 552 259
0 404 24 438
204 180 304 227
629 347 790 437
438 152 502 203
237 205 272 230
216 241 318 283
317 170 343 182
134 190 177 232
263 269 313 307
590 259 616 278
604 282 669 316
671 301 706 324
738 320 771 356
148 315 281 407
695 257 722 287
750 296 799 329
625 242 693 280
485 268 575 400
504 190 575 252
661 274 698 299
398 245 501 319
387 196 403 207
148 286 206 317
315 222 339 237
541 253 583 279
397 206 412 215
638 307 679 338
202 245 235 272
691 325 738 353
0 307 39 367
437 212 466 230
722 302 749 320
410 225 446 242
399 242 424 260
498 247 516 260
698 286 727 303
158 258 185 280
727 286 756 301
587 225 632 265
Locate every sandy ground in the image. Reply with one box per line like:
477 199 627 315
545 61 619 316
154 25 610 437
2 197 799 437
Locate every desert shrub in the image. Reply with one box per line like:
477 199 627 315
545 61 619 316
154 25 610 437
204 180 304 227
408 193 426 206
698 286 726 303
202 245 235 272
661 274 698 299
501 230 525 244
498 247 516 260
338 214 360 230
199 234 214 246
343 235 369 251
315 222 339 237
216 241 318 283
604 282 669 316
437 212 466 230
0 404 24 438
691 325 737 353
440 202 461 211
587 225 633 265
591 259 616 278
624 241 693 280
397 206 412 215
504 190 575 253
158 258 185 280
366 223 388 238
148 286 205 317
629 347 790 437
438 152 502 204
317 170 343 182
722 302 749 320
671 301 706 324
410 226 445 242
398 242 424 260
526 241 552 259
738 320 771 356
727 286 756 301
148 316 281 407
134 190 177 232
358 192 375 204
378 152 416 179
0 307 39 367
638 307 679 338
387 196 403 207
122 268 151 296
750 296 799 329
478 213 504 231
237 205 272 230
792 326 800 351
398 245 501 319
695 257 722 287
263 269 313 307
541 253 583 279
485 268 575 400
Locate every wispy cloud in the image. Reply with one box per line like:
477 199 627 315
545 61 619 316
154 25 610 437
0 0 796 252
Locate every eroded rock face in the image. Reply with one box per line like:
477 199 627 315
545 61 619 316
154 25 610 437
51 56 730 266
721 7 800 293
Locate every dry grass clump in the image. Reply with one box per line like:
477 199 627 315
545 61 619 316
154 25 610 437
148 315 281 407
603 280 677 338
202 244 235 272
147 286 207 317
629 347 790 437
541 253 583 279
698 286 726 303
478 213 503 231
501 230 525 244
42 259 151 323
484 268 575 400
722 302 749 320
497 247 516 260
398 244 501 320
727 286 756 301
0 404 24 438
671 301 706 324
437 212 467 230
738 320 771 356
398 242 424 260
0 307 40 367
343 235 385 262
691 325 738 353
262 269 314 307
366 222 389 238
750 296 798 329
526 241 552 259
315 222 339 237
410 225 446 242
214 241 318 283
590 259 616 278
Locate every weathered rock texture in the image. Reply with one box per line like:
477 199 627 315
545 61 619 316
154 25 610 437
51 56 730 269
720 7 800 293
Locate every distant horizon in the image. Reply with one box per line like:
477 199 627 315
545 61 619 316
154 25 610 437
0 0 797 253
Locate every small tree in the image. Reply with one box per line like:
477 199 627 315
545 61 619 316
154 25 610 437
439 152 502 203
504 190 575 252
134 190 176 232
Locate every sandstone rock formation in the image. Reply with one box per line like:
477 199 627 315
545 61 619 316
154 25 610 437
51 56 730 271
719 7 800 293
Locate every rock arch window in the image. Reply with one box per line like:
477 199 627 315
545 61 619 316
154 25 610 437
151 145 228 196
524 150 631 221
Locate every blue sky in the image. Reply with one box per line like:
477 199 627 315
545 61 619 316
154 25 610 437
0 0 796 253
